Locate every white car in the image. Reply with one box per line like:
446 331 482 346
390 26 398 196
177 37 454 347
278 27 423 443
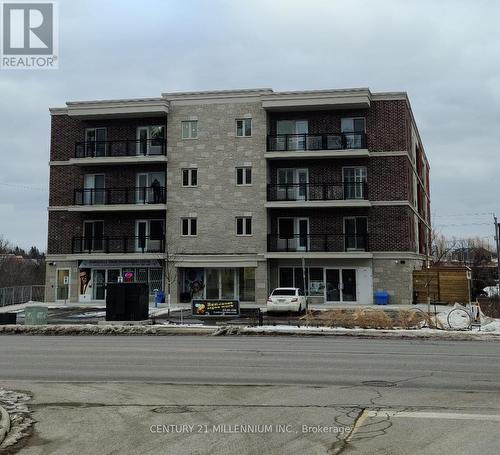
267 287 307 314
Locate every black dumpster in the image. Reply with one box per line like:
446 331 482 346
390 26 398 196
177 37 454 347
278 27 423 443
106 283 149 321
0 313 17 324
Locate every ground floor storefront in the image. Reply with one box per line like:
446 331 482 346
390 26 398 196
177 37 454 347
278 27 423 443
268 258 374 305
45 259 164 303
44 255 424 305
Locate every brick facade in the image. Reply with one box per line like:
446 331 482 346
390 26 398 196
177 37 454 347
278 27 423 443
268 99 411 152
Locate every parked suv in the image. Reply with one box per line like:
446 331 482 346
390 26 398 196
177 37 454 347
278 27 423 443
267 287 307 314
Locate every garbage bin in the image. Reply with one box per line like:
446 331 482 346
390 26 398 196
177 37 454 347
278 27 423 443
374 291 389 305
106 283 149 321
24 305 48 325
155 291 165 305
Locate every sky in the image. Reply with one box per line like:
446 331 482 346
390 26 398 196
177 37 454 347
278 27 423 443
1 0 500 250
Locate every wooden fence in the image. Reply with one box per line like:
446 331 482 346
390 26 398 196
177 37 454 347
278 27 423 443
413 267 471 304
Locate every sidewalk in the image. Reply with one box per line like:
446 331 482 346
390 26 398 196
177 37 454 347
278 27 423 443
0 300 445 314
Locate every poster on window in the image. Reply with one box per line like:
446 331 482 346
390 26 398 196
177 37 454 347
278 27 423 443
79 268 92 302
184 268 205 299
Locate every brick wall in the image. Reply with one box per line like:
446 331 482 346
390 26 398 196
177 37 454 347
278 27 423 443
269 206 415 252
268 99 411 152
268 155 411 201
49 164 166 205
47 211 164 254
50 115 167 161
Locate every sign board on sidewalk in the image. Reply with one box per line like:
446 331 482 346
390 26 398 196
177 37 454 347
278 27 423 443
192 300 240 317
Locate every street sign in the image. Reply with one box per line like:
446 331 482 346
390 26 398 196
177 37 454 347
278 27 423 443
63 276 69 285
192 300 240 317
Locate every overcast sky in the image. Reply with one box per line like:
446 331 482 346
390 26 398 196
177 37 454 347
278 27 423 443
1 0 499 250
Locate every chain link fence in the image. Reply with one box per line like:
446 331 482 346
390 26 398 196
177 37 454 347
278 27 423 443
0 286 46 307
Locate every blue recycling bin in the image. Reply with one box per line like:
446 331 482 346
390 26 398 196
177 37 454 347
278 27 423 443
374 291 389 305
155 290 165 305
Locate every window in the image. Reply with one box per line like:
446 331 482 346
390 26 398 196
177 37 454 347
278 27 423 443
83 221 104 251
135 220 164 252
341 118 365 149
82 174 105 205
236 167 252 185
344 217 368 250
276 120 308 150
236 217 252 236
341 118 365 133
236 119 252 137
137 126 165 155
343 167 367 199
238 268 255 301
182 169 198 187
181 218 197 236
85 128 106 157
181 121 198 139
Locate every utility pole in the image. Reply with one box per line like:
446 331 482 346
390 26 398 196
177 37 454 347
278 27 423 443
494 214 500 297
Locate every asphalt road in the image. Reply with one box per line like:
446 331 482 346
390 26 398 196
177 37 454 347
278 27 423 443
1 336 500 454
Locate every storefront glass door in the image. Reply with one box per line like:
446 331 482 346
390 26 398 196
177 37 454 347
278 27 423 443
93 269 106 300
325 269 340 302
325 268 357 302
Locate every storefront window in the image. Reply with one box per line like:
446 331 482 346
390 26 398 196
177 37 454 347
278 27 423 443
279 268 294 287
309 268 324 296
221 268 235 299
294 268 309 292
239 268 255 301
206 269 219 299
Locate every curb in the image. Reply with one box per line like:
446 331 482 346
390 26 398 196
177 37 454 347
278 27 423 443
0 405 11 447
0 324 499 341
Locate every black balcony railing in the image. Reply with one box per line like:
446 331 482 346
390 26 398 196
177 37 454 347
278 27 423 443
72 236 165 254
267 132 367 152
74 187 166 205
267 234 369 252
75 138 167 158
267 182 368 201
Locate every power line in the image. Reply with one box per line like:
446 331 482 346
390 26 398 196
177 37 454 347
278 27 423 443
433 212 493 218
0 182 47 191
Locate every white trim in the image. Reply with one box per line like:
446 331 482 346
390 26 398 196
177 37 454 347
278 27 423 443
265 252 373 259
235 166 252 186
264 150 369 160
235 118 252 137
182 168 198 187
181 120 198 139
235 216 253 236
181 217 198 236
265 200 371 209
67 156 168 166
48 204 166 212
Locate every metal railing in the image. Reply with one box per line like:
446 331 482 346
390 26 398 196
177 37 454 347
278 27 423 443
75 138 167 158
0 285 46 306
74 187 166 205
72 236 165 254
267 182 368 201
267 234 369 252
267 132 367 152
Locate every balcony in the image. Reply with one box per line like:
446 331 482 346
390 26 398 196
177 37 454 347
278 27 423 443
72 236 165 254
71 187 166 211
265 133 368 159
70 139 167 165
266 182 370 208
267 234 369 253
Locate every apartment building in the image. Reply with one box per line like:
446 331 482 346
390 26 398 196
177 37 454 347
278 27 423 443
45 88 430 305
